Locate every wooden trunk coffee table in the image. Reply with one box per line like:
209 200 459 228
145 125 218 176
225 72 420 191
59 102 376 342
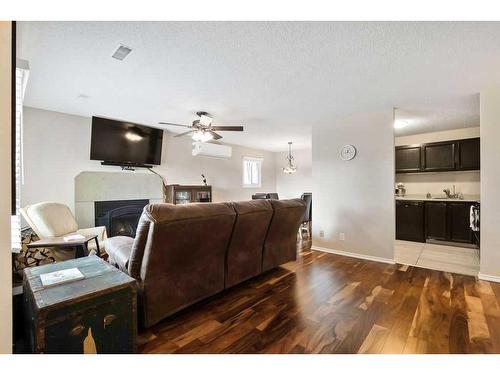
27 234 100 259
23 255 137 353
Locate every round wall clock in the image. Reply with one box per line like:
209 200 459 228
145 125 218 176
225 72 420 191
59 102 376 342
340 144 356 161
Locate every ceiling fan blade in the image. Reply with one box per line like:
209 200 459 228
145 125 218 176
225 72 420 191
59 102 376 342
209 130 223 140
210 125 244 131
159 122 192 128
174 130 195 138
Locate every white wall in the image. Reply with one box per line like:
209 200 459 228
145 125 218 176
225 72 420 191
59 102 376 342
395 127 480 196
479 89 500 279
312 111 395 262
395 126 480 146
275 148 312 199
160 128 276 203
0 21 13 354
22 107 277 223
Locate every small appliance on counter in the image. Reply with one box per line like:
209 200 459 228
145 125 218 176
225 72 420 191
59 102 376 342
395 182 406 197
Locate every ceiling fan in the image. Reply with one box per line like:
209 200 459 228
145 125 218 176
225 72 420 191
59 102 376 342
159 111 244 142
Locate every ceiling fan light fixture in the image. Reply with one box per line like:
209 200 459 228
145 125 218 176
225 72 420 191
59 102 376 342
192 130 213 143
199 114 213 126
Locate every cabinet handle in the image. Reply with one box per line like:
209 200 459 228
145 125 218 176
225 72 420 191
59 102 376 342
70 324 85 336
103 314 116 328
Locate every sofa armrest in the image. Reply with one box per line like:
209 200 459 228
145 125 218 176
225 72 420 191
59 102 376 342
106 236 134 274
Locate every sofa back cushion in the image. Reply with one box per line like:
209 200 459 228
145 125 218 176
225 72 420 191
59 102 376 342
137 202 236 327
225 200 273 288
262 199 306 272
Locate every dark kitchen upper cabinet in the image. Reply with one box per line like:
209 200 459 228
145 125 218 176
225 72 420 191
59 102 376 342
448 202 474 243
425 201 448 241
396 200 425 242
396 137 479 173
457 138 480 171
422 141 456 171
395 146 422 173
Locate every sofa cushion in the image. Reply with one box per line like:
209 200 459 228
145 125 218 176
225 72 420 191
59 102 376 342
128 202 237 279
262 199 306 272
106 236 134 273
138 202 236 327
225 200 273 288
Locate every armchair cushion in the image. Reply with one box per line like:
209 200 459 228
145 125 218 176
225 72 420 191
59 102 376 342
106 236 134 273
22 202 78 238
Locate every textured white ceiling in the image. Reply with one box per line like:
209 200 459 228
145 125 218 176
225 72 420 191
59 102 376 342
394 95 480 136
17 22 500 151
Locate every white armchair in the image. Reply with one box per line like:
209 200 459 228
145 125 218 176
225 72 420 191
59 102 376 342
20 202 107 261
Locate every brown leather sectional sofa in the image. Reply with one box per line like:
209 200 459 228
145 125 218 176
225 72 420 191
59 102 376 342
106 199 305 327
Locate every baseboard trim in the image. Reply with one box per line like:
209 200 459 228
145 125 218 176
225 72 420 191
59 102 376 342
311 245 395 265
478 273 500 284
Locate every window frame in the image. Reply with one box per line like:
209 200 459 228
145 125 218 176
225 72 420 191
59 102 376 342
242 156 263 188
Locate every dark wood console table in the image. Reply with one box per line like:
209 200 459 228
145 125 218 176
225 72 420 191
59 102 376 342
165 184 212 205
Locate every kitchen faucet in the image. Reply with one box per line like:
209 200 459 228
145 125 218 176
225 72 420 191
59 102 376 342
443 185 463 199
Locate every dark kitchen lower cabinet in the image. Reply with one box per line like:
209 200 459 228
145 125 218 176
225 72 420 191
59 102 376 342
396 200 425 242
425 202 448 241
448 202 475 243
396 200 477 245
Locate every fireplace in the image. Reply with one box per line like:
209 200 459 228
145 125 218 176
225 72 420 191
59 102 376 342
95 199 149 237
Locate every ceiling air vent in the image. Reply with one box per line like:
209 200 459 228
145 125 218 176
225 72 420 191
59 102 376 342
111 44 133 61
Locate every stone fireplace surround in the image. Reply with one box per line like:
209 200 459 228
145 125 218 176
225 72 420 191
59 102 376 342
75 171 163 229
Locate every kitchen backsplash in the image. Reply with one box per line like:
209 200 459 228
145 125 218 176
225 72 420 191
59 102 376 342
396 170 480 195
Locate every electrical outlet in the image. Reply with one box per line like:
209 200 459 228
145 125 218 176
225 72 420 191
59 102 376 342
339 232 345 241
319 230 325 238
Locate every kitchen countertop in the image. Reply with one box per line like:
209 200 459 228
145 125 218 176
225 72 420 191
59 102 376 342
395 194 480 203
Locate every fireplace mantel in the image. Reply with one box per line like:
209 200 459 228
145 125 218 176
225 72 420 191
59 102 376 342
74 171 163 228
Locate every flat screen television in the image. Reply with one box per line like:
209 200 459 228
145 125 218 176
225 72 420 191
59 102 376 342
90 116 163 166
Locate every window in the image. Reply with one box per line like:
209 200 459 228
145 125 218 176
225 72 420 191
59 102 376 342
12 61 29 252
242 157 263 188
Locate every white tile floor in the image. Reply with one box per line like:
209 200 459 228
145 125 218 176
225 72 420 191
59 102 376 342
394 240 480 276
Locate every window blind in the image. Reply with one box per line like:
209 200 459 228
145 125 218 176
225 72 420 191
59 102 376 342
12 66 27 253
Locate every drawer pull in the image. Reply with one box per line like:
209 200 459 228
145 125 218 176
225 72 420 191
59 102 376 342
104 314 116 328
70 324 85 336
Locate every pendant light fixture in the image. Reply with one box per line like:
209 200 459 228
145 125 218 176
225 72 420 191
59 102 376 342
282 141 297 174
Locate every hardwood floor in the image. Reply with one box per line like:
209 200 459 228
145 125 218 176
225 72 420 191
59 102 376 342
139 237 500 354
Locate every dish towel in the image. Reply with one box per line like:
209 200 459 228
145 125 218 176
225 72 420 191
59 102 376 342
470 205 480 232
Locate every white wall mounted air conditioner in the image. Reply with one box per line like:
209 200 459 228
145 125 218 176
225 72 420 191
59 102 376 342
192 142 232 159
